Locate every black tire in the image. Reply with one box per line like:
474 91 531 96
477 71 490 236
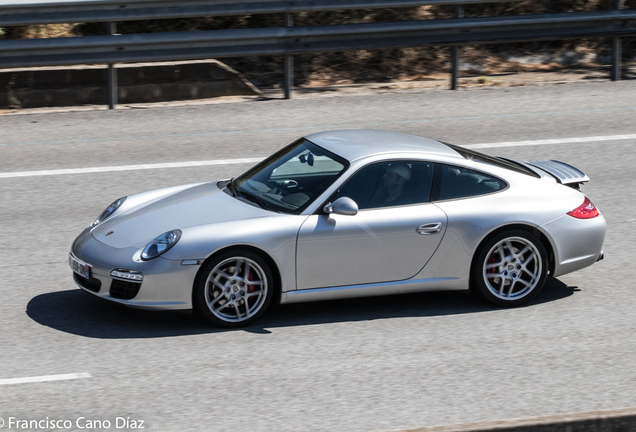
193 249 274 328
471 230 548 307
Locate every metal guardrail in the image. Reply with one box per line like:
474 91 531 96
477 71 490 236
0 0 515 26
0 0 633 108
2 10 635 67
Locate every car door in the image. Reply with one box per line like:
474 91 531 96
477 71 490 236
296 160 448 289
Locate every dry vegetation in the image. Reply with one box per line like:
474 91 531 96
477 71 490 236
1 0 634 87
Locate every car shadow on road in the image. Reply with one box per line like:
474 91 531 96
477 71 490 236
26 278 574 339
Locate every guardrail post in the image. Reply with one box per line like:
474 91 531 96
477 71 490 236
612 37 622 81
611 0 623 81
107 22 117 109
284 12 294 99
450 5 464 90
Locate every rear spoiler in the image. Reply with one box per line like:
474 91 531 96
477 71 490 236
525 160 590 187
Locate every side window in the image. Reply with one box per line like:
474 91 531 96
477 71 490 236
335 161 434 210
435 164 506 201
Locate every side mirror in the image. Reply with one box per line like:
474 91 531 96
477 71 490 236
323 197 358 216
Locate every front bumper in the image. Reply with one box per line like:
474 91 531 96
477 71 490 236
70 228 199 310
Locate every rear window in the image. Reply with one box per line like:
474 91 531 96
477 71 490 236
444 143 540 178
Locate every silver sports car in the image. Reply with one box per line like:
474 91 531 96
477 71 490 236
70 130 606 327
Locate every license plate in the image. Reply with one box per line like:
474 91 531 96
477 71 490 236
69 253 91 279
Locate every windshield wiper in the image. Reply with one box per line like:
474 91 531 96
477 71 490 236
226 178 238 197
236 189 270 210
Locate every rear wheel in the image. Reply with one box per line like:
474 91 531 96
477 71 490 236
472 230 548 307
193 250 274 327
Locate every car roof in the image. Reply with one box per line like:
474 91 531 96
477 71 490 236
304 129 462 162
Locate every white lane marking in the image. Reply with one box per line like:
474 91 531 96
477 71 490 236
465 134 636 149
0 372 92 386
1 134 634 179
0 157 264 179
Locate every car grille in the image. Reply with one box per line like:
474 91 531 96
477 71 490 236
110 279 142 300
74 272 102 293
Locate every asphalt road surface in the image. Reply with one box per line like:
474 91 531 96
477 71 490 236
0 81 635 432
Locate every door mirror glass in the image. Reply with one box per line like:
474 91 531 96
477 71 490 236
324 197 358 216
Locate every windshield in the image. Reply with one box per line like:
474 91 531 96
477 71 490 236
233 139 349 214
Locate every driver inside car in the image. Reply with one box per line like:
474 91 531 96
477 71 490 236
369 163 412 207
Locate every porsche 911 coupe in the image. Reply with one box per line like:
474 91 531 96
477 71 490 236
69 129 606 327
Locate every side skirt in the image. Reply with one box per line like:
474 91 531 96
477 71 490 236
280 277 464 304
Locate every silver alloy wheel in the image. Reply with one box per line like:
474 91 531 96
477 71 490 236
482 236 543 301
204 256 268 323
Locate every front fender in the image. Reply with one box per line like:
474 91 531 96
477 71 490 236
162 214 308 293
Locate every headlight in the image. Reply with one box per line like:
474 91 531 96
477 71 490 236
141 230 182 261
90 197 126 228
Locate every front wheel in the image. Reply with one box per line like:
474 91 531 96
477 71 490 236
472 230 548 307
193 250 274 327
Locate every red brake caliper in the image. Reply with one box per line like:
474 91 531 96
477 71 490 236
247 270 256 293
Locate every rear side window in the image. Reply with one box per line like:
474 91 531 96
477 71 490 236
433 164 506 201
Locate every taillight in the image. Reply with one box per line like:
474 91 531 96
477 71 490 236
567 197 599 219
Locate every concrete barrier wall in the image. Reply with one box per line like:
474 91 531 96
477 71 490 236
0 60 261 109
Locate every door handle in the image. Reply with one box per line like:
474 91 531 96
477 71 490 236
416 222 442 235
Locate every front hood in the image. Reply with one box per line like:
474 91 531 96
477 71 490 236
91 182 270 248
